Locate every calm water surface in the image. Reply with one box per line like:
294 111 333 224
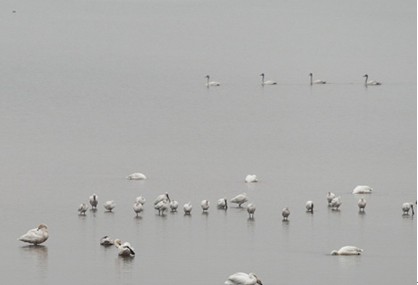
0 0 416 284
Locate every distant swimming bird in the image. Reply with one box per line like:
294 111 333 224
201 200 210 212
282 207 290 221
154 200 169 215
352 185 373 194
330 196 342 210
135 196 146 205
402 202 415 215
224 272 263 285
89 193 98 209
18 224 49 245
154 192 171 205
183 202 193 215
230 193 248 207
245 174 258 183
205 75 220 87
133 201 144 216
126 172 147 180
326 192 336 206
309 73 326 85
260 73 277 86
100 236 114 246
78 203 89 215
358 198 367 212
217 198 228 209
170 200 179 212
247 203 256 219
363 74 382 86
103 200 116 212
114 239 135 257
331 246 363 256
306 201 314 213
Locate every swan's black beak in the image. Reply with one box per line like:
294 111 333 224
257 280 263 285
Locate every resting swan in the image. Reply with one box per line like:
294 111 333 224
331 246 363 255
18 224 49 245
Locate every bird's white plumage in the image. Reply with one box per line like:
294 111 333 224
306 201 314 212
205 75 220 87
89 193 98 209
358 198 367 211
184 202 192 214
78 203 89 215
353 185 373 194
260 73 277 85
247 203 256 218
331 246 363 255
217 198 228 209
133 201 144 216
230 193 248 207
126 172 147 180
245 174 258 183
225 272 262 285
326 192 336 205
363 74 382 86
100 236 114 246
309 73 326 85
114 239 135 257
103 200 116 212
18 224 49 245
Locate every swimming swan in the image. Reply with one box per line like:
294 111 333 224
309 73 326 85
260 73 277 85
224 272 263 285
245 174 258 183
205 75 220 87
363 74 382 86
352 185 373 194
331 246 363 255
126 172 147 180
18 224 49 245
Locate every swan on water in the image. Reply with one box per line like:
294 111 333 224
260 73 277 85
205 75 220 87
154 200 169 215
18 224 49 245
154 192 171 205
184 202 193 215
330 196 342 210
326 192 336 206
245 174 258 183
352 185 373 194
402 202 415 215
305 201 314 213
89 193 98 209
126 172 147 180
201 200 210 212
114 239 135 257
224 272 263 285
309 73 326 85
78 203 89 215
100 236 114 246
103 200 116 212
133 201 144 216
170 200 179 212
247 203 256 219
135 196 146 205
358 198 367 212
331 246 363 255
282 207 290 221
363 74 382 86
217 198 228 209
230 193 248 207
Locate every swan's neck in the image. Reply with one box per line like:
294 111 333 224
364 75 368 85
261 75 265 85
309 74 313 85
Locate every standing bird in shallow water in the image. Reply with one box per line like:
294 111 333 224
358 198 367 212
114 239 135 257
402 202 415 215
224 272 263 285
133 201 144 216
154 192 171 205
205 75 220 87
170 200 179 212
184 202 193 215
103 200 116 212
230 193 248 207
18 224 49 245
78 203 89 215
306 201 314 213
326 192 336 206
217 198 228 209
330 196 342 210
154 200 169 215
247 203 256 219
135 196 146 205
282 207 290 221
331 246 363 255
201 200 210 212
89 193 98 209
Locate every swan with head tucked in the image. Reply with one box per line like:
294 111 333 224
18 224 49 245
309 73 326 85
230 193 248 207
260 73 277 85
89 193 98 209
326 192 336 206
154 200 169 215
306 201 314 213
358 198 367 212
224 272 263 285
114 239 135 257
78 203 89 215
217 198 228 209
331 246 363 255
133 201 144 216
100 236 114 246
402 202 415 215
103 200 116 212
247 203 256 219
282 207 290 221
154 192 171 205
353 185 373 194
135 195 146 205
184 202 193 215
205 75 220 87
170 200 179 212
245 174 258 183
330 196 342 210
126 172 147 180
363 74 382 86
201 200 210 212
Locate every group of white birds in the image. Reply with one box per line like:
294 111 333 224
205 73 382 87
18 173 415 285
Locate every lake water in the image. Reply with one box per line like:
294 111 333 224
0 0 416 284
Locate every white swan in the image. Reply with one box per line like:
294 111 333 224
126 172 147 180
154 192 171 205
205 75 220 87
358 198 367 212
305 201 314 213
103 200 116 212
154 200 169 215
78 203 89 215
331 246 363 255
309 73 326 85
230 193 248 207
114 239 135 257
225 272 263 285
183 202 192 215
402 202 415 215
260 73 277 86
326 192 336 206
135 195 146 205
100 236 114 246
363 74 382 86
330 196 342 210
282 207 290 221
18 224 49 245
217 198 228 209
89 193 98 209
247 203 256 219
245 174 258 183
170 200 179 212
133 201 144 216
201 200 210 212
352 185 373 194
